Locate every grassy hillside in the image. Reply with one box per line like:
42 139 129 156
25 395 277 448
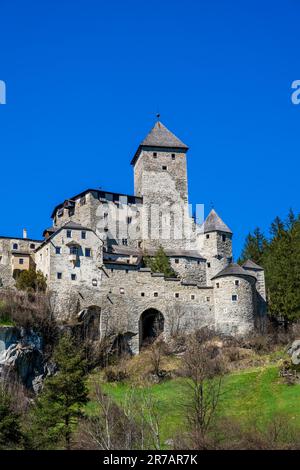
86 361 300 444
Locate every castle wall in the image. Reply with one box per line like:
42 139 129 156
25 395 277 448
99 268 215 353
0 238 41 288
170 256 207 285
199 231 233 285
53 191 143 249
35 227 103 320
53 192 93 229
213 275 255 336
134 148 194 251
242 266 267 318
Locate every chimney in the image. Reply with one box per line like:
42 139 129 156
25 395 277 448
23 228 28 239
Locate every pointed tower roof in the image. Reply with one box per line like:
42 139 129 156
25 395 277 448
211 263 256 281
242 259 264 271
131 121 188 165
202 209 232 234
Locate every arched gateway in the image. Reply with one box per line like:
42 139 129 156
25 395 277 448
139 308 164 349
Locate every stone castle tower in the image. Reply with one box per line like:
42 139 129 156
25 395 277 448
132 121 192 250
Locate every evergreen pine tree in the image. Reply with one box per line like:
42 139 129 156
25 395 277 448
264 216 300 324
0 386 22 449
238 227 267 265
144 246 177 278
29 334 88 449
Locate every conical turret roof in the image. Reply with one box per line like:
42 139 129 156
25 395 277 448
131 121 188 165
211 263 256 280
202 209 232 234
242 259 264 271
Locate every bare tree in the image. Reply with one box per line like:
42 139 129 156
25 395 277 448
74 383 162 450
179 331 225 449
148 336 167 378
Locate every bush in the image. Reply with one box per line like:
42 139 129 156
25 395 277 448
0 290 58 355
104 365 129 383
0 300 13 325
15 269 47 293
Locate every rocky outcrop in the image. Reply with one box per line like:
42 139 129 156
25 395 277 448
287 340 300 365
0 326 53 393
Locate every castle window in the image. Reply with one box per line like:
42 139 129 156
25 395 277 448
57 272 62 280
30 243 35 249
13 243 18 250
81 231 86 239
175 258 179 264
216 282 220 288
232 294 238 302
120 287 125 294
122 238 128 246
175 293 179 298
172 153 175 160
19 259 24 265
103 212 108 218
92 279 97 286
66 230 72 238
162 165 167 171
222 234 226 242
71 274 76 281
111 269 114 273
55 247 61 254
127 217 132 224
191 294 195 300
125 269 129 274
85 248 91 257
197 261 200 265
235 280 239 286
70 246 79 255
206 296 210 302
153 152 157 157
206 234 210 239
141 292 145 297
207 262 211 268
104 227 109 232
154 292 158 297
69 207 75 217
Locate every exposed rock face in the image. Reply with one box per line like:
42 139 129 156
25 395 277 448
288 340 300 365
0 326 51 393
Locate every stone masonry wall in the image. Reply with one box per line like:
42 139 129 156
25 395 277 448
213 275 255 336
0 238 41 288
134 149 194 251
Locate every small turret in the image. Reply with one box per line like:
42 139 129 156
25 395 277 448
199 209 233 284
212 263 256 336
242 259 266 318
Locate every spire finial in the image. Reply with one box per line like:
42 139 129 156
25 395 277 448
156 112 160 121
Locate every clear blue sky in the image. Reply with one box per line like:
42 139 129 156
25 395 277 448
0 0 299 258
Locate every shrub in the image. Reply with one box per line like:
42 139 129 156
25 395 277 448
0 300 13 325
0 290 58 354
15 269 47 293
104 365 129 383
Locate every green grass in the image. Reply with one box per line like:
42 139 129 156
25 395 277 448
87 364 300 443
0 318 14 326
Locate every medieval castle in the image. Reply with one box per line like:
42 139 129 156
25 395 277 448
0 121 266 353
